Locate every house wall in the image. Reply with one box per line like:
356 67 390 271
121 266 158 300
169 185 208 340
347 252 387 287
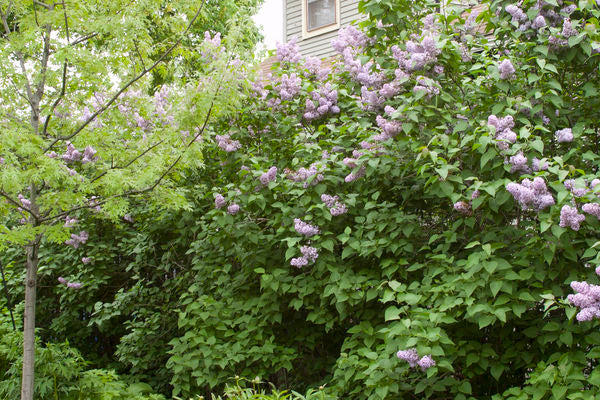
284 0 362 59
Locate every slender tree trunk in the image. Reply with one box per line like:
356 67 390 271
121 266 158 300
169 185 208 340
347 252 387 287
21 237 40 400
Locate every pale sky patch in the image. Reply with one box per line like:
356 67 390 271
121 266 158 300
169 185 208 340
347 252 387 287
253 0 284 51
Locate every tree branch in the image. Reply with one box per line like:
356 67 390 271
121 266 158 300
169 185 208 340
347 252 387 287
42 61 68 137
89 139 165 183
43 0 208 152
0 191 37 219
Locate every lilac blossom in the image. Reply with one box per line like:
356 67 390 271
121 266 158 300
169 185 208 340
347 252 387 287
321 194 348 216
47 151 58 158
275 73 302 100
344 166 366 183
304 83 339 120
454 201 471 215
123 214 134 223
340 49 383 87
488 115 517 150
582 203 600 219
18 194 31 209
532 158 548 172
332 25 370 53
62 142 82 162
413 76 440 98
82 146 97 163
259 166 278 186
294 218 320 237
300 246 319 262
376 115 402 139
471 190 481 200
532 15 547 30
65 231 89 249
568 279 600 321
506 177 555 211
498 59 516 80
57 277 67 284
64 216 78 227
555 128 573 143
509 152 531 174
417 355 436 371
276 38 301 64
67 282 83 289
562 18 577 37
360 86 384 110
564 179 589 197
215 194 226 209
392 34 440 72
286 164 324 188
290 257 308 268
559 205 585 231
506 5 527 24
305 56 330 80
215 134 241 152
82 257 92 264
396 349 420 368
227 203 240 215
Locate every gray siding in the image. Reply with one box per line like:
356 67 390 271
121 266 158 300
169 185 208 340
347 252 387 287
285 0 362 59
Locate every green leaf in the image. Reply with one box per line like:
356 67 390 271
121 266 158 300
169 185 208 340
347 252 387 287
385 306 402 321
490 281 503 297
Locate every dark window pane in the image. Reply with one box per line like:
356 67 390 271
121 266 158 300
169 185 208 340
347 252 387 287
307 0 336 31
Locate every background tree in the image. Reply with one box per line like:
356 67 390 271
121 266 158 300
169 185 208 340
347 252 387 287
0 0 258 399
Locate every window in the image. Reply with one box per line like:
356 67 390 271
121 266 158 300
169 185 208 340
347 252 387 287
307 0 336 31
302 0 340 38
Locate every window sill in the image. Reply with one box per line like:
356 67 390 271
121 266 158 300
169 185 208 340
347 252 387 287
302 22 340 40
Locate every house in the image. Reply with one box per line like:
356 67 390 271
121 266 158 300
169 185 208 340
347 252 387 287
283 0 361 59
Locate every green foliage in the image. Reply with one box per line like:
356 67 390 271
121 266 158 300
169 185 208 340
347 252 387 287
0 313 165 399
4 0 600 399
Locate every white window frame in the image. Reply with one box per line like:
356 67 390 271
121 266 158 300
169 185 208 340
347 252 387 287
301 0 340 39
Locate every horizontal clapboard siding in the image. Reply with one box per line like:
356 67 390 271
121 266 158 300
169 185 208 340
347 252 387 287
285 0 361 59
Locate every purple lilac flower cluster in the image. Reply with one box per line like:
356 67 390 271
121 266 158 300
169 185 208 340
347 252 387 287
564 179 589 198
276 37 302 64
453 201 471 215
215 134 241 152
64 216 78 227
509 152 531 174
392 34 441 73
321 194 348 216
285 164 324 188
498 59 516 80
506 177 555 211
259 166 278 186
82 257 92 264
304 56 330 81
65 231 89 248
559 205 585 230
396 349 436 371
215 194 226 209
487 115 517 151
294 218 320 237
412 76 440 98
555 128 573 143
275 73 302 101
332 26 370 53
291 245 319 267
214 193 240 215
57 276 82 289
304 83 340 120
568 275 600 321
61 142 98 164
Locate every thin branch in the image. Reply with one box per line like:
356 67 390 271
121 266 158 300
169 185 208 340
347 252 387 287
69 32 98 46
133 40 146 70
0 191 37 219
44 0 208 152
60 0 69 43
33 0 51 9
89 139 165 183
42 61 68 137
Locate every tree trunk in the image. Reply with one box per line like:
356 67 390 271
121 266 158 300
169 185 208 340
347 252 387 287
21 236 40 400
